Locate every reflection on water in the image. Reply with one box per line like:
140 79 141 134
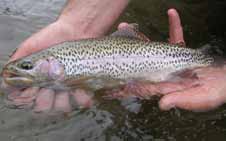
0 0 226 141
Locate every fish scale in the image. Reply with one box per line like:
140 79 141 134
3 35 214 90
45 36 213 81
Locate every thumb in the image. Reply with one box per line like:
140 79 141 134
159 87 226 112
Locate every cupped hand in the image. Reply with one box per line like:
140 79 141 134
158 66 226 111
3 20 95 113
112 9 226 112
155 10 226 111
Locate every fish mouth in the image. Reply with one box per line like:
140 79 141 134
2 69 20 78
2 69 34 87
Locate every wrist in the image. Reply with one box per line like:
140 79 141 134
54 19 96 40
57 0 129 40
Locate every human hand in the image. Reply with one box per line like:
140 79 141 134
111 9 226 112
111 65 226 112
153 9 226 111
158 66 226 111
2 19 94 113
2 0 131 113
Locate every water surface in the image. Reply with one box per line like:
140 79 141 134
0 0 226 141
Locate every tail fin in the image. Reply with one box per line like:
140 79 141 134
199 42 226 66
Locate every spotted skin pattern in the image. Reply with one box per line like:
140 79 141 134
3 36 214 90
45 36 213 82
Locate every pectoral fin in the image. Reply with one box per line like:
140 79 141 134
64 76 125 91
64 76 92 90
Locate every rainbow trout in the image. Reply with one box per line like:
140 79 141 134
2 24 214 90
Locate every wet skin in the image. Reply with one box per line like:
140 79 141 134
3 9 226 113
108 65 226 112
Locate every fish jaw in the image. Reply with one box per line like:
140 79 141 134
2 63 35 88
4 76 34 88
2 57 66 88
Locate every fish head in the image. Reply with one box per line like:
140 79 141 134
2 53 65 88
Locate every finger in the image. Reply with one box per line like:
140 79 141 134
117 22 129 30
7 90 21 101
33 88 55 112
159 86 226 112
53 91 72 112
70 89 93 108
168 9 185 45
7 87 39 102
106 79 198 99
9 22 72 62
9 40 36 62
14 87 39 99
6 87 39 109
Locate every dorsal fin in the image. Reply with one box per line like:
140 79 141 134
175 42 186 48
111 23 150 42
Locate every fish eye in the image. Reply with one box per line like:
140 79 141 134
20 61 33 70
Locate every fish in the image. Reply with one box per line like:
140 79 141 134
1 24 214 91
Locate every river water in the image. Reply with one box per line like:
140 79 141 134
0 0 226 141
